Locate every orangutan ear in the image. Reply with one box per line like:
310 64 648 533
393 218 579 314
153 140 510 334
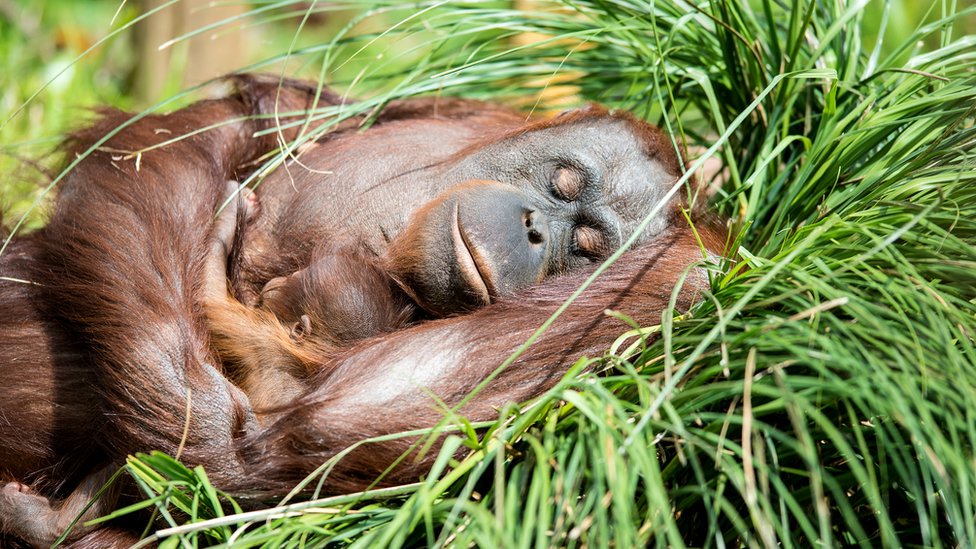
289 314 311 342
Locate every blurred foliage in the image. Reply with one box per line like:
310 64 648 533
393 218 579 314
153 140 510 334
0 0 136 226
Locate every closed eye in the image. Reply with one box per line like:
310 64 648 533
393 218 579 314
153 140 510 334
572 225 607 259
551 166 584 202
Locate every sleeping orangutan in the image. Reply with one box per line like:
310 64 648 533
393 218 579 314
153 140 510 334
0 75 726 547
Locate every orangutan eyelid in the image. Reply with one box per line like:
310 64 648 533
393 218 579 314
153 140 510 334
551 167 584 201
573 226 605 257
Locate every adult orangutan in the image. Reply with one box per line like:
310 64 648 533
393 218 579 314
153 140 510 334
0 75 725 546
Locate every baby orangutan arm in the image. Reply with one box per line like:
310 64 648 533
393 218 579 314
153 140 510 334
201 183 317 413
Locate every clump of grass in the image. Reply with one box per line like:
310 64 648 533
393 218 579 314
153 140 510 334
44 0 976 546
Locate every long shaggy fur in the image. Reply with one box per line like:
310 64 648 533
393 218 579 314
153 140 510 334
0 74 725 545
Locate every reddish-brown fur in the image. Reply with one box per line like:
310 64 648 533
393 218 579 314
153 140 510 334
0 75 725 546
202 190 418 414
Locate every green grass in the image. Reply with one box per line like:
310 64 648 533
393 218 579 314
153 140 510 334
0 0 136 228
4 0 975 547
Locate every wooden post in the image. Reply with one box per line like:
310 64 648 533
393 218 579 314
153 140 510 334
133 0 251 104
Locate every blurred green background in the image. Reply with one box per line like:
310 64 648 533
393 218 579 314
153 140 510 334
0 0 426 226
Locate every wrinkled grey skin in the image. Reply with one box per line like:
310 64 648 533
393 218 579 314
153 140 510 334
244 111 678 313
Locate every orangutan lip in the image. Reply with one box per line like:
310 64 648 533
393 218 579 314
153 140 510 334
452 202 492 305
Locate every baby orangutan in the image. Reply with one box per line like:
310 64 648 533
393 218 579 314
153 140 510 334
202 183 417 414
